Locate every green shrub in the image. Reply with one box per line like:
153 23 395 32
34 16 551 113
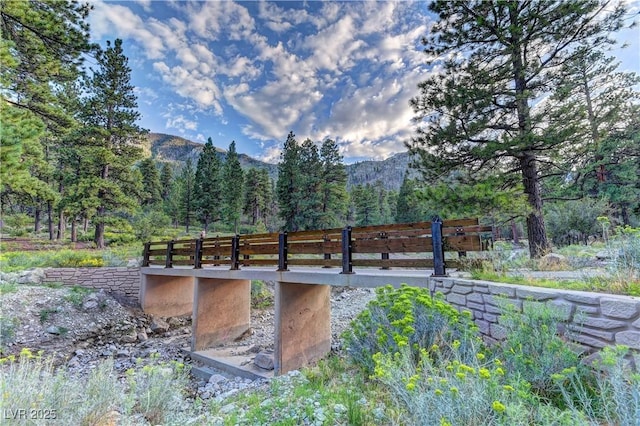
4 213 31 236
251 280 273 309
552 345 640 425
372 345 571 425
342 285 479 375
0 349 192 425
491 300 590 406
125 353 190 424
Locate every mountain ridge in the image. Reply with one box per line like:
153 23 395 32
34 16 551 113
142 132 415 190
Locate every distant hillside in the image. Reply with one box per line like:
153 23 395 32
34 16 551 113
346 152 418 190
142 132 417 191
142 133 278 178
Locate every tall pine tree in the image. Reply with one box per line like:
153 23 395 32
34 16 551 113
222 141 244 234
276 132 302 231
80 39 146 248
408 1 627 258
194 137 222 232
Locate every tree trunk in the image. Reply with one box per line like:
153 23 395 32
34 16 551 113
83 216 88 232
57 211 65 240
71 220 77 242
621 205 630 226
34 206 41 234
94 206 105 248
520 155 549 258
47 201 54 240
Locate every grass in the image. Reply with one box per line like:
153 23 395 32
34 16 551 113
0 245 142 273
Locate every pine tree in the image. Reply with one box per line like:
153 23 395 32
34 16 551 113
138 158 162 207
352 184 381 226
276 132 302 231
77 39 146 248
159 162 173 201
194 137 222 232
318 139 347 228
408 1 627 257
297 139 323 230
177 159 196 233
222 141 244 234
243 168 272 226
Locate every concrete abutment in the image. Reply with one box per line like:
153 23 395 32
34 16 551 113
140 274 194 317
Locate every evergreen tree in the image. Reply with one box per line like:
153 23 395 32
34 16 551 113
244 168 272 226
318 139 348 228
298 139 323 230
352 184 381 226
0 0 91 127
222 141 244 234
138 158 162 207
396 174 426 223
177 159 196 233
276 132 302 231
194 137 222 232
159 162 173 201
78 39 146 248
408 1 626 258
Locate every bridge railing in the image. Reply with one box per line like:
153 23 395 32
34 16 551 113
142 217 493 276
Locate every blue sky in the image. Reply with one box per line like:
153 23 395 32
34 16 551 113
88 1 639 164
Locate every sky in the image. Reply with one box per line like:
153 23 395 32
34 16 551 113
88 1 640 164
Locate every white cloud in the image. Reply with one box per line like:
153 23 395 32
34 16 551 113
164 114 198 133
153 62 223 114
187 1 255 41
303 15 366 73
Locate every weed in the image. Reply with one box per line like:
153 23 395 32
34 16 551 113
39 308 59 324
491 301 590 407
44 282 63 289
0 282 18 295
63 286 91 307
0 316 19 348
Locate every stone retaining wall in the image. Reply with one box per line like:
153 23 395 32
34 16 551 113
43 267 140 303
429 276 640 352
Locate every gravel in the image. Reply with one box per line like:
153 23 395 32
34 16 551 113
1 280 377 406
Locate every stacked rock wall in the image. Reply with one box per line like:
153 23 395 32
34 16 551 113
43 267 140 303
429 277 640 352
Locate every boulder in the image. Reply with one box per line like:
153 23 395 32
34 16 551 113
150 316 170 333
254 350 274 370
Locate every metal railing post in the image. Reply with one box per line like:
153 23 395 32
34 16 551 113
380 232 390 270
230 235 240 270
165 240 174 268
194 238 203 269
278 232 288 271
431 216 446 276
341 226 353 274
142 242 151 267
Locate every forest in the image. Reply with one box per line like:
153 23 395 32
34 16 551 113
1 0 638 259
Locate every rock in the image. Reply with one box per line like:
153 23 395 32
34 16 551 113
83 300 99 311
334 404 347 414
120 331 137 344
150 317 170 333
46 326 61 335
254 350 274 370
136 331 148 342
538 253 567 270
126 258 139 267
209 374 227 385
595 250 614 261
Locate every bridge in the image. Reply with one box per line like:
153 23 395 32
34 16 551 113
140 217 492 375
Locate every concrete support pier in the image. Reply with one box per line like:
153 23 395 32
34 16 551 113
140 274 194 317
275 282 331 375
192 278 251 351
